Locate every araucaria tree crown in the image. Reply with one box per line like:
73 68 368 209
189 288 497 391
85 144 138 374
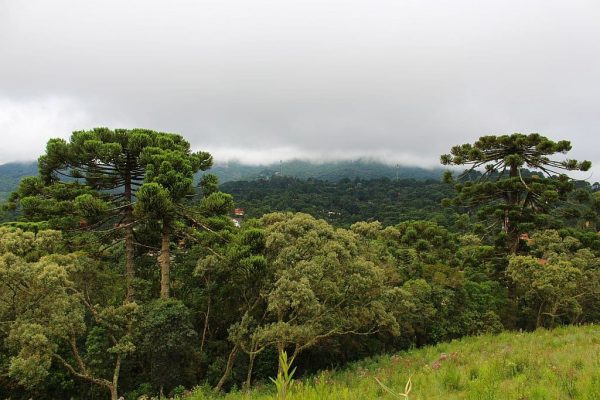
441 133 591 252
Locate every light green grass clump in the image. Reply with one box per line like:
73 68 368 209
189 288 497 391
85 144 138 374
190 325 600 400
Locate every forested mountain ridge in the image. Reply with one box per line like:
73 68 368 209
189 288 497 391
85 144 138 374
0 159 443 202
208 159 443 182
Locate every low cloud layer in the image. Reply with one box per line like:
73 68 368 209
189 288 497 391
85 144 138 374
1 1 599 176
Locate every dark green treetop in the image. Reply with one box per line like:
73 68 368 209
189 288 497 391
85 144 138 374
441 133 591 252
24 128 204 301
441 134 590 178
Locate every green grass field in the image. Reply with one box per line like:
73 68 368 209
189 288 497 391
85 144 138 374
189 325 600 399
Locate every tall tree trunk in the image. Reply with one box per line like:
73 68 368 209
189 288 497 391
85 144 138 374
124 223 135 302
214 344 239 392
507 163 520 254
159 220 171 299
112 354 121 400
108 384 118 400
124 165 135 302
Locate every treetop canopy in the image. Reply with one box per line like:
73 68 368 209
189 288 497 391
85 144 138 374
440 133 591 177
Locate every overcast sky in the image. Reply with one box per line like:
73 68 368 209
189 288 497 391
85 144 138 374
1 1 599 175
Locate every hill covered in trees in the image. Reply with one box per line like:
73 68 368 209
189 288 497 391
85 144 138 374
221 176 459 228
0 160 443 203
209 159 443 182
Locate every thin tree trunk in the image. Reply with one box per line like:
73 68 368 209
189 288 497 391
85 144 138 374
507 164 520 254
508 235 520 254
57 334 125 400
124 224 135 302
197 285 211 381
124 165 135 302
112 354 121 400
290 345 300 366
536 302 545 328
214 344 240 392
245 351 257 389
550 302 559 328
200 292 210 354
159 220 171 299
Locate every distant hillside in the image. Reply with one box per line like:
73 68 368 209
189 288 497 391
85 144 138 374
207 159 443 182
0 161 38 202
0 159 443 202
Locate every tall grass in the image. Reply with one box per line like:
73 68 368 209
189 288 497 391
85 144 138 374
188 324 600 400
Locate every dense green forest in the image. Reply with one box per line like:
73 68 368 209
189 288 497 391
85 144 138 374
1 130 600 400
221 177 458 227
222 174 599 231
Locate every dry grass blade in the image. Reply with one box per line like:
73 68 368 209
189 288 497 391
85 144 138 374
374 376 412 399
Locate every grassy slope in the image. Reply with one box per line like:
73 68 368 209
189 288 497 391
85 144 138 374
192 325 600 399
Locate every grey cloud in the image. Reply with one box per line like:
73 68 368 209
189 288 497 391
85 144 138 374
1 0 599 177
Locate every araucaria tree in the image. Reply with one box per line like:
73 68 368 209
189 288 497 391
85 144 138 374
135 140 212 298
441 133 591 252
36 128 205 301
